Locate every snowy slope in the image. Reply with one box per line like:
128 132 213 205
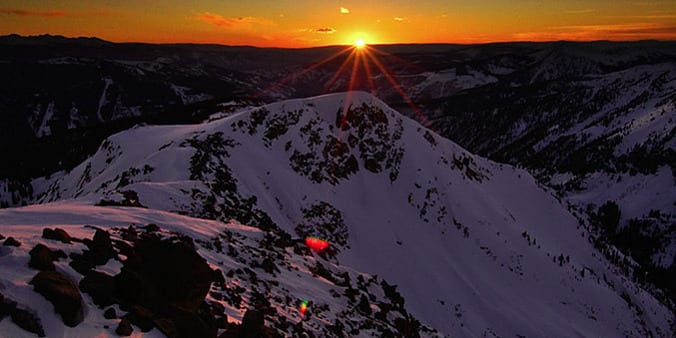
428 54 676 272
4 92 673 336
1 201 440 337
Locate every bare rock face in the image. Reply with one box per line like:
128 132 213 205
30 270 85 327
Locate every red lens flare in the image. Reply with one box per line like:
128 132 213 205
305 237 329 252
299 300 309 316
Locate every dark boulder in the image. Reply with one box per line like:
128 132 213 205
42 228 72 243
69 229 117 274
116 318 133 336
69 252 98 275
165 303 217 338
91 229 116 264
30 270 85 327
11 307 45 337
144 223 160 232
29 244 65 271
103 307 117 319
114 267 160 308
3 237 21 247
125 305 155 332
0 292 16 320
97 190 146 208
109 234 218 337
120 225 138 242
219 308 281 338
118 235 214 311
153 317 179 338
1 293 45 337
79 270 116 307
240 309 265 338
113 239 134 257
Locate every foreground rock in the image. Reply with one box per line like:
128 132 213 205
0 292 46 337
66 227 222 337
112 232 218 337
2 237 20 247
116 317 133 336
28 244 66 271
69 229 116 274
30 270 85 327
42 228 73 244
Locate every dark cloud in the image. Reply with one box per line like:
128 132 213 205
0 8 68 17
312 27 336 34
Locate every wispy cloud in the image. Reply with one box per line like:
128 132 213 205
312 27 336 34
196 12 274 29
0 8 68 17
624 13 676 19
513 23 676 41
624 1 671 6
393 17 404 22
563 9 595 14
340 7 350 14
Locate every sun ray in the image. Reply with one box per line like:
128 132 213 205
368 46 426 74
328 50 364 180
323 49 357 93
338 50 362 130
365 51 431 128
360 47 376 94
252 46 352 99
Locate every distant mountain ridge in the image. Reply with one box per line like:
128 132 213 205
0 34 674 313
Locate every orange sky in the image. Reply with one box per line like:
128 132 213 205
1 1 675 47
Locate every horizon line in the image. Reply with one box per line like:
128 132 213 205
2 33 675 50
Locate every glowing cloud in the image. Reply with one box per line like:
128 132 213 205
196 12 274 29
513 22 676 41
393 17 404 22
340 7 350 14
305 237 329 252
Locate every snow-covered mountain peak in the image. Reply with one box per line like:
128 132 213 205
5 92 674 337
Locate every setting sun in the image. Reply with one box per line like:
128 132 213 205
354 39 366 49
